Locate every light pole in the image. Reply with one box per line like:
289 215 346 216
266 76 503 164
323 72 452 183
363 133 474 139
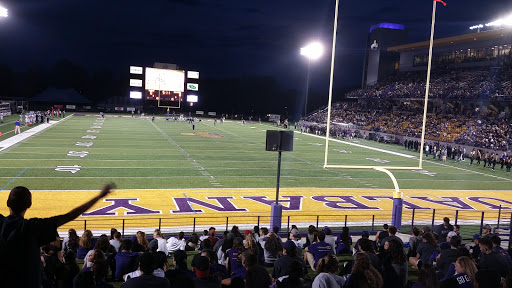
300 42 323 117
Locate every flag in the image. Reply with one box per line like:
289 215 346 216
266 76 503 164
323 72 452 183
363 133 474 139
435 0 447 6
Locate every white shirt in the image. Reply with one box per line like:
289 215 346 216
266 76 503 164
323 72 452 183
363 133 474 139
123 268 165 282
155 238 168 255
166 237 186 252
110 239 122 252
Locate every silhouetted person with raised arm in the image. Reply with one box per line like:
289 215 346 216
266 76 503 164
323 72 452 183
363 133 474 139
0 183 115 288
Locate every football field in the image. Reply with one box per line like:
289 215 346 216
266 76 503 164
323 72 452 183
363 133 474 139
0 114 511 234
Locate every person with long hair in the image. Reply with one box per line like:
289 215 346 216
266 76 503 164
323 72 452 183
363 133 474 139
110 231 122 252
441 256 477 287
77 230 97 259
110 228 118 241
221 237 247 285
410 232 439 270
83 249 105 270
244 231 258 256
263 233 283 267
381 239 408 288
312 254 346 288
345 252 383 288
305 225 318 248
186 232 200 251
412 263 439 288
336 226 352 254
132 231 149 252
63 228 80 254
55 250 80 288
151 229 168 255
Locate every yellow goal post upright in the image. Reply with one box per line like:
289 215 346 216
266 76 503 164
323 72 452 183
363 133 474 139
322 0 440 230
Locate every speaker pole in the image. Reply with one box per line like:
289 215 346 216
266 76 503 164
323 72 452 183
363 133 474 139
275 150 282 204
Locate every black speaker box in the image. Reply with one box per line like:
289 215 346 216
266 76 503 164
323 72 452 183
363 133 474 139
266 130 293 152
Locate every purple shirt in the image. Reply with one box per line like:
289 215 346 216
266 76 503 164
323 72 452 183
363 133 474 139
307 241 333 268
227 248 246 279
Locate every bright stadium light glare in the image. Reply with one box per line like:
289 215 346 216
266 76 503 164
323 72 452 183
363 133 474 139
485 13 512 27
0 5 7 17
469 24 483 30
300 42 324 60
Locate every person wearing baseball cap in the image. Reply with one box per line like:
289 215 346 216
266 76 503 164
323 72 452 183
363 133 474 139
482 224 493 238
272 240 307 280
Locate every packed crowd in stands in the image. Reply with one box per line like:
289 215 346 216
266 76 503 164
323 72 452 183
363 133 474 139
3 185 512 287
345 65 512 101
302 100 511 151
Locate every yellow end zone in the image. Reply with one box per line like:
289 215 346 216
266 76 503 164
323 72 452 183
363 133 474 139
0 188 509 232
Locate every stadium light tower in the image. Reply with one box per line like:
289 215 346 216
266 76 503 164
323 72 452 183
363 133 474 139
300 42 323 117
0 5 7 18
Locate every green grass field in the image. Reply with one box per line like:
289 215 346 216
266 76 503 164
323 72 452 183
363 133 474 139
1 113 510 191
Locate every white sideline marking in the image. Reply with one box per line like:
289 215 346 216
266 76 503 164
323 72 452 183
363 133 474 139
300 132 416 159
0 121 60 152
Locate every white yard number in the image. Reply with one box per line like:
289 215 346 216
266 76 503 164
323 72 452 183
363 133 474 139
412 170 437 177
55 165 82 174
82 135 97 139
333 149 352 154
76 142 93 147
90 126 102 129
86 130 100 133
366 158 390 163
67 151 89 158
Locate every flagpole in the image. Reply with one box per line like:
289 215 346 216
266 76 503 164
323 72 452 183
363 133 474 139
419 0 437 169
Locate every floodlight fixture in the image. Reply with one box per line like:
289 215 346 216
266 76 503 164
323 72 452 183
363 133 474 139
485 13 512 27
469 24 483 30
300 42 324 60
0 5 7 17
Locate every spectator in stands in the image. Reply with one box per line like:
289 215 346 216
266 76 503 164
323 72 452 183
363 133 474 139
219 233 235 265
124 251 167 281
440 231 458 250
261 232 282 267
77 230 97 259
245 256 272 288
83 249 105 270
322 226 336 254
91 259 112 288
55 250 80 288
114 239 140 281
132 231 150 252
482 224 493 238
272 240 307 280
123 252 170 288
410 232 440 270
201 248 229 281
199 230 209 242
231 225 243 239
345 252 382 288
435 217 454 244
478 237 511 278
336 226 352 254
381 238 408 288
305 231 333 270
436 235 462 278
193 255 221 287
275 259 310 288
412 262 439 288
150 229 168 255
192 239 212 268
85 235 115 268
109 231 122 252
289 227 303 251
440 256 477 287
252 226 260 242
244 230 258 256
357 238 381 272
74 271 96 288
407 227 421 259
186 232 201 251
491 235 512 266
311 254 345 288
222 237 247 285
165 250 195 286
0 184 114 288
382 225 403 246
470 234 481 260
63 228 80 254
305 225 318 248
208 227 219 247
214 231 230 254
166 231 186 253
375 224 389 249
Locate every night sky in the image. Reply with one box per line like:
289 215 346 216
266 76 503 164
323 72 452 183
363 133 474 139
0 0 510 98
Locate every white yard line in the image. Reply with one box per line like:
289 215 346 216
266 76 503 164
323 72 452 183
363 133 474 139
0 120 63 152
